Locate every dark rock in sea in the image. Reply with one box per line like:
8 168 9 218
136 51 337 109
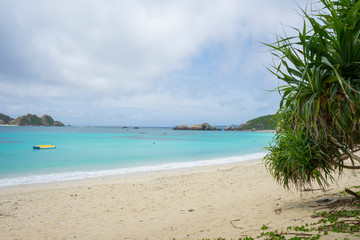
53 121 65 126
174 123 219 131
173 125 189 130
198 123 218 130
238 122 251 131
188 124 202 130
134 127 139 129
224 126 238 131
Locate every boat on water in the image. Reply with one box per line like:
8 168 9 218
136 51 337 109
33 145 56 149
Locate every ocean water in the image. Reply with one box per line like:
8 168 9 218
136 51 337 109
0 126 274 187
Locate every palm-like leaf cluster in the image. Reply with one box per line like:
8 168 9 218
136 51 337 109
264 0 360 189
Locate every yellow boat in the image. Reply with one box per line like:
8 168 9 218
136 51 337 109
33 145 56 149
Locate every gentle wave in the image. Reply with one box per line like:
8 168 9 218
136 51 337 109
0 152 266 187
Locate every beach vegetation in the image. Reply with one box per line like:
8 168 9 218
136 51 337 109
236 201 360 239
198 191 360 239
263 0 360 189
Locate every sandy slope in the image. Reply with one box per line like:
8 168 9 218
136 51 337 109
0 160 359 239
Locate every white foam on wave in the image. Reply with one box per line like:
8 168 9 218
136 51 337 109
0 152 266 187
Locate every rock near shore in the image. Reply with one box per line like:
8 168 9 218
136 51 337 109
173 125 189 130
173 123 220 131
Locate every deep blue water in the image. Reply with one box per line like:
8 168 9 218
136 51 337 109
0 126 274 187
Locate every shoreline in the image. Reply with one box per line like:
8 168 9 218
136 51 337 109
0 124 277 131
256 129 276 133
1 159 359 239
0 152 267 188
0 158 262 192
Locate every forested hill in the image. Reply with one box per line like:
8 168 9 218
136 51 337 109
239 114 277 130
0 113 64 126
0 113 13 124
225 114 278 131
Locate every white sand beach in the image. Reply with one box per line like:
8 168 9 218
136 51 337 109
1 159 359 239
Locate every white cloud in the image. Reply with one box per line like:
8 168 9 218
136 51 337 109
0 0 308 125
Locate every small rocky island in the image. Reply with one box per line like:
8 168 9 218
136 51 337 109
173 123 221 131
0 113 65 126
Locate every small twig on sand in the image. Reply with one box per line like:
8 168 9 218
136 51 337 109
286 232 315 237
301 188 329 192
230 219 244 229
345 188 360 200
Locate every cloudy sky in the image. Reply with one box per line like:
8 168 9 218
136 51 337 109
0 0 308 126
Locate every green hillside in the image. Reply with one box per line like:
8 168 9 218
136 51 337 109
239 114 278 130
0 113 64 126
0 113 13 124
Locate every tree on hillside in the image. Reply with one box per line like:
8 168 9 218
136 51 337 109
264 0 360 189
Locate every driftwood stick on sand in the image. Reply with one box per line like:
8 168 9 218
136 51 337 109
345 188 360 200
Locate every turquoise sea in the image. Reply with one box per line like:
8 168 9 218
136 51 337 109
0 126 274 187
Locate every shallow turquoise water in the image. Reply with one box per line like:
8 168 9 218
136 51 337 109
0 126 274 186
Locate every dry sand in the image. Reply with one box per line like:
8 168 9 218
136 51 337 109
0 159 359 240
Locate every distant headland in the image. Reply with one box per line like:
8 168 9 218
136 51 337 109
173 114 277 132
0 113 64 126
224 114 277 131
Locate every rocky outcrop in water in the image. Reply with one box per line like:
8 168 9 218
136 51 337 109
173 123 220 131
189 123 219 130
173 125 189 130
224 126 238 131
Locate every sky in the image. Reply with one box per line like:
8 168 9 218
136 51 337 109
0 0 309 126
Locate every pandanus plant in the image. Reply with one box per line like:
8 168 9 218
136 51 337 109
264 0 360 189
